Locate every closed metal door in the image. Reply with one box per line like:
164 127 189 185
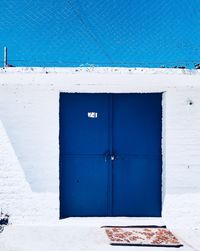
59 93 162 218
112 94 162 216
60 93 110 218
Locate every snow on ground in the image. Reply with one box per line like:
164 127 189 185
0 193 200 251
1 192 199 251
0 212 199 251
0 224 197 251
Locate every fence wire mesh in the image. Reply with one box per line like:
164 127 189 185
0 0 200 68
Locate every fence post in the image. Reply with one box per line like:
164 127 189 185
4 47 7 67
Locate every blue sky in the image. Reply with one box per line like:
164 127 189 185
0 0 200 68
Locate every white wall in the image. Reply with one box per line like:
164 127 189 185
0 67 200 224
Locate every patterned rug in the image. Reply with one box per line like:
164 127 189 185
103 225 183 248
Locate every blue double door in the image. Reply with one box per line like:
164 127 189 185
60 93 162 218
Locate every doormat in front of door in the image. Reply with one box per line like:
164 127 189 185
103 225 183 248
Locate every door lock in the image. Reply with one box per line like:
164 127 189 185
104 152 117 162
111 155 115 161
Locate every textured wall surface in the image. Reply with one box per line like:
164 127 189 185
0 67 199 224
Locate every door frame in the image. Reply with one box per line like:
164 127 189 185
59 91 165 218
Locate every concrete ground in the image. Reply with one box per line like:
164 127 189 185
0 217 199 251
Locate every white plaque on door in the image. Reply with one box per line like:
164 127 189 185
88 112 98 118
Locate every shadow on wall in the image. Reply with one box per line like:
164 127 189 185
0 120 32 194
0 88 59 193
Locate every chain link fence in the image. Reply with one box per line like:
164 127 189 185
0 0 200 68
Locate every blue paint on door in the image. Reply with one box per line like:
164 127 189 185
112 94 162 216
59 93 162 218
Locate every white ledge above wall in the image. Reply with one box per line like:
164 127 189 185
0 67 200 92
0 66 200 75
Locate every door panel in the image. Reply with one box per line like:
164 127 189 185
60 156 109 217
112 94 162 155
112 93 162 216
113 156 162 216
60 93 110 155
59 93 110 218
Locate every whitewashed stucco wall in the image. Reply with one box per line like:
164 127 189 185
0 67 200 225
